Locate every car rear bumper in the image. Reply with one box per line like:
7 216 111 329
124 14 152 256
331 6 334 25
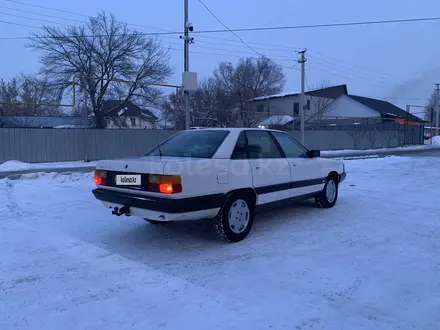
92 188 223 221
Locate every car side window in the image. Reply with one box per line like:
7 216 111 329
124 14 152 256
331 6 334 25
271 131 308 158
245 130 282 159
231 132 248 159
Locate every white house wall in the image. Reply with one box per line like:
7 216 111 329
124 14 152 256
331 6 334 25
248 95 335 118
323 95 380 119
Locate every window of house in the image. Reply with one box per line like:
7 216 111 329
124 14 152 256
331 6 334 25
245 130 282 159
130 118 136 126
306 99 311 110
271 131 308 158
257 104 264 113
293 102 299 116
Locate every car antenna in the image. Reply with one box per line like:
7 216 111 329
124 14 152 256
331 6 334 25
155 129 162 158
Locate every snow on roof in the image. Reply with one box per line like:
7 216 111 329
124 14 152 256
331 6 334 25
258 115 294 126
117 107 128 116
252 93 295 101
53 125 85 129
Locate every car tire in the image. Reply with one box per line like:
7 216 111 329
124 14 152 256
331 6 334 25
315 175 338 208
213 191 255 243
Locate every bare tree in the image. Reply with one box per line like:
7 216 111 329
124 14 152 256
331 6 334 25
161 92 184 129
306 80 337 121
19 74 64 115
27 11 172 128
362 118 380 149
0 78 20 116
383 130 397 148
191 79 237 127
346 125 366 149
213 56 285 127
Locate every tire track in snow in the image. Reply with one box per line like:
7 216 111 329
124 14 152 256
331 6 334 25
1 179 30 218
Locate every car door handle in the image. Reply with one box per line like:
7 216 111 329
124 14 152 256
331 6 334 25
255 166 260 170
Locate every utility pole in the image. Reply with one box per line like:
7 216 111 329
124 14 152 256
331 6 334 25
183 0 190 130
435 83 440 137
298 49 307 143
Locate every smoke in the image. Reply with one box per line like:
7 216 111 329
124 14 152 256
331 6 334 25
384 67 440 116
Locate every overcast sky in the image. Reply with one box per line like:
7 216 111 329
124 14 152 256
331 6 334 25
1 0 440 116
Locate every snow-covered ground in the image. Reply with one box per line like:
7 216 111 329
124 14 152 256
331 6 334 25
0 160 97 172
321 143 440 157
425 135 440 145
1 155 440 329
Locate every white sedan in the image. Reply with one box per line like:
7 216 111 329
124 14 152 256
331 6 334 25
92 128 346 242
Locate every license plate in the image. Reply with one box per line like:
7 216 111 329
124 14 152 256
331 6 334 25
116 174 141 186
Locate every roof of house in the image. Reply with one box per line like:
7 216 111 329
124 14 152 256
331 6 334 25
346 94 424 122
103 100 158 120
248 84 348 102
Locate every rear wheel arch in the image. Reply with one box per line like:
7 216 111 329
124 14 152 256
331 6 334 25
226 187 257 206
213 188 256 242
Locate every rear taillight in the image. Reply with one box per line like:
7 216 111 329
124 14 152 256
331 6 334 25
94 170 107 186
149 174 182 194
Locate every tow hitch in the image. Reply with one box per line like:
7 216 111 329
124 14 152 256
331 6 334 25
112 205 131 216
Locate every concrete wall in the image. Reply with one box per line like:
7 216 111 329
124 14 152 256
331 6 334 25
0 127 422 164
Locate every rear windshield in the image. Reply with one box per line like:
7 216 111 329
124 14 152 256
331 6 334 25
146 130 230 158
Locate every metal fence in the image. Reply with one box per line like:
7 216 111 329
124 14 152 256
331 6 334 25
0 126 423 164
0 128 178 163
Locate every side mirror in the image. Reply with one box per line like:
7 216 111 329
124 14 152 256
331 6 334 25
307 150 320 158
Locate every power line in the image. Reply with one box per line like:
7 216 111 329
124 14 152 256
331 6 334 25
0 19 37 29
196 0 296 72
0 10 294 61
0 16 293 63
5 0 89 17
188 16 440 34
168 47 294 70
197 0 262 57
0 0 300 52
0 5 83 23
0 7 304 54
308 56 398 86
0 11 66 25
2 1 437 85
309 49 408 81
1 14 439 39
1 4 298 55
5 0 305 51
